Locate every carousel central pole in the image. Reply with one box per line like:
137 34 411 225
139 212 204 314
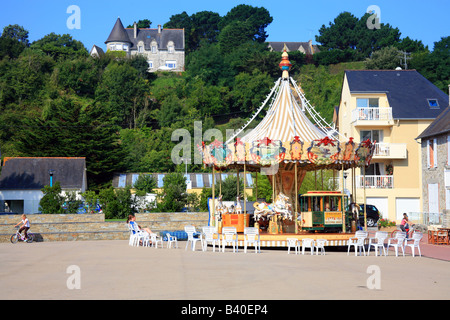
212 166 215 227
244 161 247 216
341 163 346 233
295 162 298 234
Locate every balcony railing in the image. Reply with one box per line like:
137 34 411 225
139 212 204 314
357 175 393 189
373 143 407 159
352 107 393 124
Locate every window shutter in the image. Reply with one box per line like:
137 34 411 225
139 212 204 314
433 138 438 168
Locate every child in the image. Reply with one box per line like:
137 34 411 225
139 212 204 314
15 214 30 241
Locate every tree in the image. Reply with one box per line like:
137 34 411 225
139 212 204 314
127 19 152 28
365 46 402 70
219 4 273 43
31 33 88 60
2 24 29 45
98 186 133 219
156 173 187 212
410 36 450 92
133 174 157 195
39 181 64 213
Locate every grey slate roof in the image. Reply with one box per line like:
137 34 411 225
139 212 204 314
345 70 448 120
105 18 132 44
124 28 185 50
105 18 184 50
0 158 86 190
417 105 450 139
268 41 320 55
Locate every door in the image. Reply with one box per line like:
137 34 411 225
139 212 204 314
367 197 388 219
395 198 420 221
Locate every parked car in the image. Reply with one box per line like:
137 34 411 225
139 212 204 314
358 204 380 227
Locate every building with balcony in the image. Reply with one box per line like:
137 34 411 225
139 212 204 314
335 70 448 222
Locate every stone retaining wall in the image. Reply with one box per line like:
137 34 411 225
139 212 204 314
0 212 209 242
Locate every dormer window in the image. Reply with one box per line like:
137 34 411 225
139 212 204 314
428 99 439 109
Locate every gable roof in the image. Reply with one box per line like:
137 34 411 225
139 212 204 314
0 157 86 190
417 105 450 139
345 70 448 120
105 18 132 44
268 41 320 55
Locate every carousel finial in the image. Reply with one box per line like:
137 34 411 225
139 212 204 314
279 44 292 79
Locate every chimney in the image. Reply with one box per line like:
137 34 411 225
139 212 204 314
158 24 161 34
133 22 137 39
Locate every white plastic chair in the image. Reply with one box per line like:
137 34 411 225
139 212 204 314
405 232 423 257
185 226 201 251
201 226 220 252
129 222 147 247
165 232 178 249
387 231 407 257
368 231 388 256
315 239 327 255
150 233 163 248
127 223 136 246
301 238 315 255
287 238 299 254
347 231 368 256
221 227 238 253
243 227 260 253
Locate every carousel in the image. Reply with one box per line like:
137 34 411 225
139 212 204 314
198 48 375 247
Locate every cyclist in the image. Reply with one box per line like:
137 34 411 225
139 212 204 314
400 213 410 238
14 214 30 241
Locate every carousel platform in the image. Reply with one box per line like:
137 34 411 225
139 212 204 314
220 231 356 248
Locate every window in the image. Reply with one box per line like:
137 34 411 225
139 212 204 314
360 130 381 143
427 99 439 108
123 44 128 51
427 138 437 168
168 45 174 53
356 98 379 108
196 174 204 188
118 174 127 188
157 174 164 188
109 44 116 51
165 60 176 69
147 60 153 69
151 45 157 53
138 45 144 53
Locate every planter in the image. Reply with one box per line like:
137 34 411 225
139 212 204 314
378 226 397 233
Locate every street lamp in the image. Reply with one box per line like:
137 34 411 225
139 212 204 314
48 169 55 187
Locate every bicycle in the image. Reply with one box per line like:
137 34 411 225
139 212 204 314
11 227 34 244
390 224 423 239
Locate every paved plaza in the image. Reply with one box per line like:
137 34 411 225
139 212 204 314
0 240 449 301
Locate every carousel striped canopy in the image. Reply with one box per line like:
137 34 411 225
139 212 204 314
239 77 326 143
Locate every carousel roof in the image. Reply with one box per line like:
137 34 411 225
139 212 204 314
239 76 326 143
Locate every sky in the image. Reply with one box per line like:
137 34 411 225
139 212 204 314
0 0 448 51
